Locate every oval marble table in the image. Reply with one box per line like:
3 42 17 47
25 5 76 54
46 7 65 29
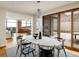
23 35 62 47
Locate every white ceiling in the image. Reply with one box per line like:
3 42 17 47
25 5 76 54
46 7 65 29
0 1 76 15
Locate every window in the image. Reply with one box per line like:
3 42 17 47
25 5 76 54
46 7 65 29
22 20 26 27
51 15 58 37
26 20 31 26
22 20 31 27
7 19 17 27
60 12 71 47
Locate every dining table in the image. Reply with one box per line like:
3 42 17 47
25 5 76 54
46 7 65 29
23 35 62 47
22 35 62 56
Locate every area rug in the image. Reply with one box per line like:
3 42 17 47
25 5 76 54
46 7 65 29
6 46 79 57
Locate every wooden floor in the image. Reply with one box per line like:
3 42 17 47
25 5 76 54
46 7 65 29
0 46 7 57
0 37 79 57
65 47 79 56
0 38 12 57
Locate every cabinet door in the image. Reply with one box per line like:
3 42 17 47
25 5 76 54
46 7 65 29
43 15 51 36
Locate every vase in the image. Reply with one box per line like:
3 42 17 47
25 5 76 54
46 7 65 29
39 32 42 39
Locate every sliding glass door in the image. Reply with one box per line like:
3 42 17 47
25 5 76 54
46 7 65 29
60 12 71 47
73 10 79 49
43 8 79 51
51 14 58 37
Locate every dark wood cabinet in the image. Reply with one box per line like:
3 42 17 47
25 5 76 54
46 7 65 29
43 15 51 36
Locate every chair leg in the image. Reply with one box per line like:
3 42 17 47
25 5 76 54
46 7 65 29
16 45 20 54
32 51 35 57
63 49 67 57
25 54 27 57
20 47 23 57
20 52 22 57
52 48 55 57
27 53 29 57
57 49 60 57
20 45 23 57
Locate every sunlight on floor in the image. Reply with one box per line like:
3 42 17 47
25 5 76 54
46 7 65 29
65 48 79 56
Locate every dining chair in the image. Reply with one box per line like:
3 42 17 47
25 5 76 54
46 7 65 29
16 35 31 54
20 42 35 57
16 35 23 54
16 35 35 57
38 45 54 57
55 37 67 57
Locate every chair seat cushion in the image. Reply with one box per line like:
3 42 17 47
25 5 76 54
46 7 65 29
22 47 35 54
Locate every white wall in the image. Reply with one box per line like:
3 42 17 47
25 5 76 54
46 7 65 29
0 8 6 45
6 11 32 20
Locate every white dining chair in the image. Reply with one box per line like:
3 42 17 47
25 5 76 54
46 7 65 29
55 37 67 57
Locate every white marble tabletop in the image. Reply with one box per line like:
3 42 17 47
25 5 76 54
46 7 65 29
23 35 62 47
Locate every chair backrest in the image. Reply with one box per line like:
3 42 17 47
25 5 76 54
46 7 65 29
55 37 62 41
38 45 54 51
61 39 65 47
55 37 65 48
16 35 23 45
17 35 22 39
38 45 54 57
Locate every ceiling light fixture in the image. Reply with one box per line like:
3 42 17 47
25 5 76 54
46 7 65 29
37 1 41 18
